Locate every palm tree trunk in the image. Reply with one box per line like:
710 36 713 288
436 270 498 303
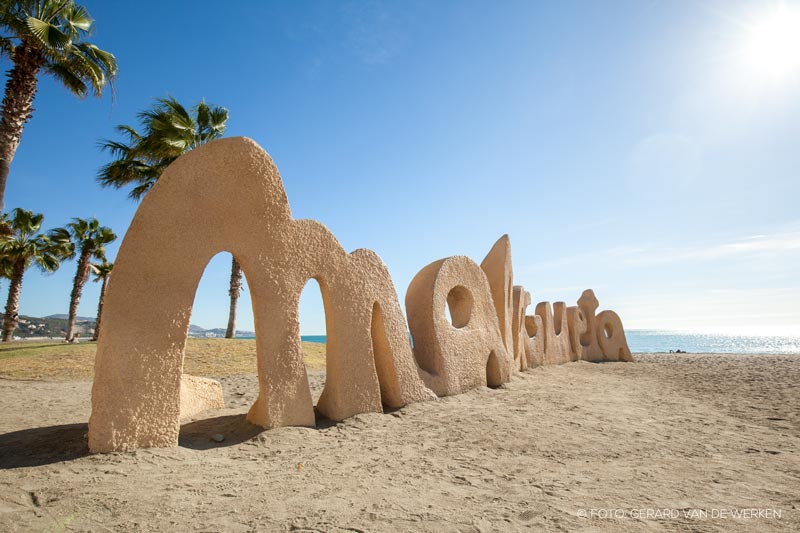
92 276 108 342
0 43 44 212
65 250 92 341
225 257 243 338
1 261 26 342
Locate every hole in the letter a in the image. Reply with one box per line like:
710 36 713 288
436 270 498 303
446 285 473 329
370 302 400 408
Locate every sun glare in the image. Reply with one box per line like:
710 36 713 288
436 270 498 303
742 3 800 82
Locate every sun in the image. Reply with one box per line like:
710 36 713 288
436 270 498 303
741 3 800 82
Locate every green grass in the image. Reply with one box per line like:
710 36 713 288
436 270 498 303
0 341 98 361
0 338 326 381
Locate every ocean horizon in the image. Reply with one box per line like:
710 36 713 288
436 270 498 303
255 331 800 355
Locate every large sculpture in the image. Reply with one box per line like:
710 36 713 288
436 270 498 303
406 256 510 396
89 137 634 453
89 137 434 452
511 286 531 371
179 375 225 419
535 301 572 365
596 310 634 362
566 306 588 361
577 289 604 362
523 314 546 368
480 236 514 356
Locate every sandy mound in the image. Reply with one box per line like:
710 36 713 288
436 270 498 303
1 354 798 531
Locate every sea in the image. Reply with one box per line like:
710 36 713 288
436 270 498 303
625 330 800 354
294 331 800 355
300 335 327 345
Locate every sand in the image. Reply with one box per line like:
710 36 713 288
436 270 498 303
1 353 798 532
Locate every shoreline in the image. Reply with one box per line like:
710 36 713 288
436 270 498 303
4 335 799 355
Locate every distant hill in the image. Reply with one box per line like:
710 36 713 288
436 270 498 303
9 314 95 339
45 314 96 322
4 313 252 339
188 325 255 338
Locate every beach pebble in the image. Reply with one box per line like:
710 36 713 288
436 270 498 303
211 434 225 442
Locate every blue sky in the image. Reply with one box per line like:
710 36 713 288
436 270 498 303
4 0 799 335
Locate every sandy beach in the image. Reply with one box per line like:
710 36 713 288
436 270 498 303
1 353 798 532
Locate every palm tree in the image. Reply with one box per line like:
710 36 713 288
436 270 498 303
0 213 11 296
90 260 111 341
0 208 68 341
97 97 243 337
97 96 228 199
49 217 115 341
0 1 117 211
225 257 243 338
0 211 11 238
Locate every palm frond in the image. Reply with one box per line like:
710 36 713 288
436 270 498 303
25 16 71 51
35 0 72 23
42 61 88 96
114 124 142 142
8 208 44 234
97 157 161 194
46 226 76 260
0 1 29 35
207 107 228 133
0 212 12 240
0 255 15 279
34 249 62 273
0 36 15 59
97 138 134 158
196 101 210 131
91 260 112 281
61 2 92 34
70 42 117 95
128 180 156 200
97 226 116 243
46 41 116 98
67 217 85 231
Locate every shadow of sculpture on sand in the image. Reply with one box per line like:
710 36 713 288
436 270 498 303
177 407 362 450
0 423 89 469
178 414 264 450
1 411 345 462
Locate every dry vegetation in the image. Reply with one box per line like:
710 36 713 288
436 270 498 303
0 338 326 380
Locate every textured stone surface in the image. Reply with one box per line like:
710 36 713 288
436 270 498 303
179 375 225 420
535 301 572 365
511 286 530 371
523 314 545 368
480 236 514 359
577 289 604 362
596 310 635 362
566 306 588 361
406 256 511 396
89 137 434 452
88 137 634 453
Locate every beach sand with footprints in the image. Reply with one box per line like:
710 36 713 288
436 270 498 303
0 352 798 531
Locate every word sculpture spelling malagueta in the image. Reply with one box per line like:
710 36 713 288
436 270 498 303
88 138 633 453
